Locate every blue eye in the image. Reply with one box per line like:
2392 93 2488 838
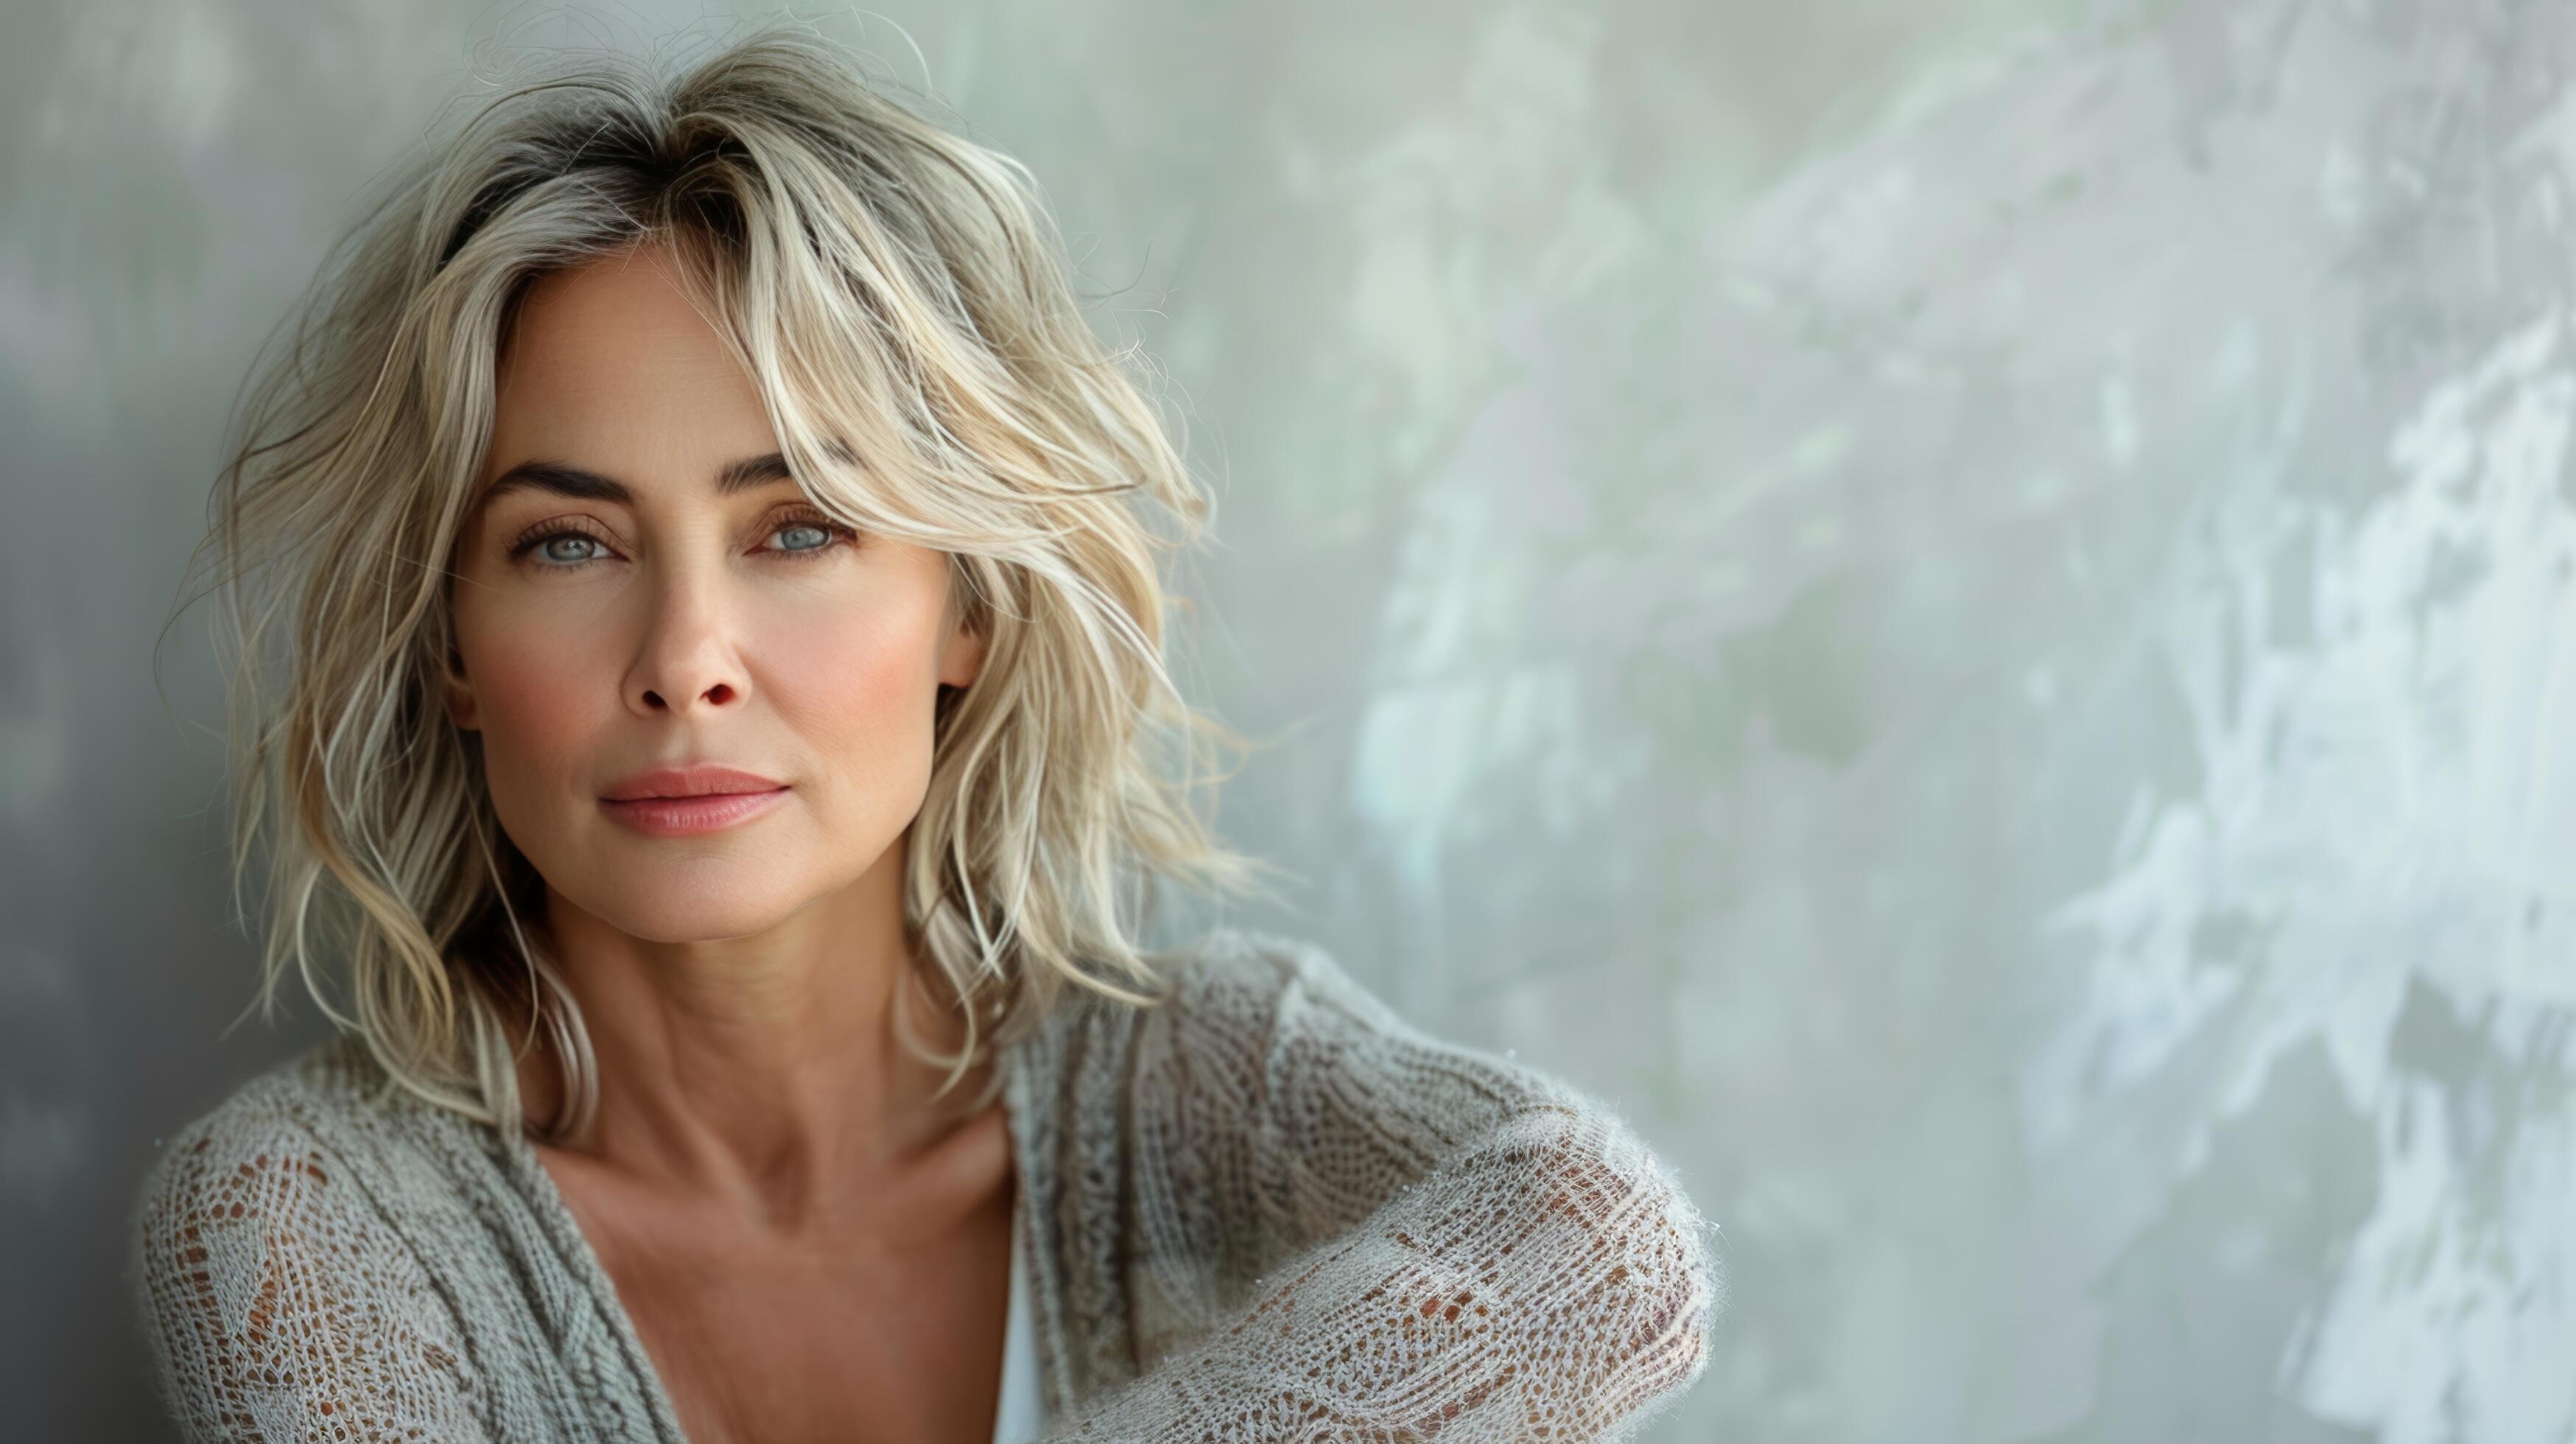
763 510 861 558
507 525 617 569
505 511 859 572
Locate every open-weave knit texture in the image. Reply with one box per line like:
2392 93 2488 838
131 927 1722 1441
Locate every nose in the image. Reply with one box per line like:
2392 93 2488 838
625 566 749 718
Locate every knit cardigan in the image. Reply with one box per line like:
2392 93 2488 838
129 926 1722 1441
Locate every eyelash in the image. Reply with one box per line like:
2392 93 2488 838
505 508 861 571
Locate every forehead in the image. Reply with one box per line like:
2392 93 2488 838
482 247 776 492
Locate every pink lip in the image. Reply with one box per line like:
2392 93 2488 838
600 763 790 837
601 788 789 836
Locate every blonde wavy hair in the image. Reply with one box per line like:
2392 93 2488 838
166 25 1286 1145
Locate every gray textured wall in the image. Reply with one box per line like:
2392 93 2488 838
4 0 2565 1439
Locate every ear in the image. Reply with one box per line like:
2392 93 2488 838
442 651 482 732
938 611 988 692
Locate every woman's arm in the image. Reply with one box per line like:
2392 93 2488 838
1047 929 1722 1443
128 1098 492 1443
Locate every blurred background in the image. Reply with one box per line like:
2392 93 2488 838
4 0 2568 1439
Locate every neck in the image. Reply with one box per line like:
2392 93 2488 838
508 836 998 1233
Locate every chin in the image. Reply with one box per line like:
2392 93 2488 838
602 895 812 945
561 855 822 944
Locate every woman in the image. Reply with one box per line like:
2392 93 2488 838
130 27 1720 1444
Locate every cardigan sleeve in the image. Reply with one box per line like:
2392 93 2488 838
1046 928 1722 1443
129 1091 492 1443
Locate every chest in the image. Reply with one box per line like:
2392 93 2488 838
554 1163 1019 1444
636 1208 1015 1444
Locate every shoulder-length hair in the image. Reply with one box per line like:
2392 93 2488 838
168 25 1283 1146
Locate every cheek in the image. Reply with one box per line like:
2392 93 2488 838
455 601 616 789
774 595 947 796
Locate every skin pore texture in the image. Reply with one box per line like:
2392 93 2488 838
440 244 1011 1444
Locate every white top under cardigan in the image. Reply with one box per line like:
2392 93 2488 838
994 1181 1041 1443
130 926 1720 1441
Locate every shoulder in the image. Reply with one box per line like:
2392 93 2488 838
1030 926 1426 1113
1157 925 1413 1035
1134 926 1528 1110
129 1039 492 1440
1042 925 1357 1045
137 1038 365 1207
129 1036 440 1308
136 1037 406 1212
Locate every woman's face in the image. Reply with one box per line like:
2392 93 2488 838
443 245 984 943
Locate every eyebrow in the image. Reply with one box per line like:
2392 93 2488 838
477 452 798 508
